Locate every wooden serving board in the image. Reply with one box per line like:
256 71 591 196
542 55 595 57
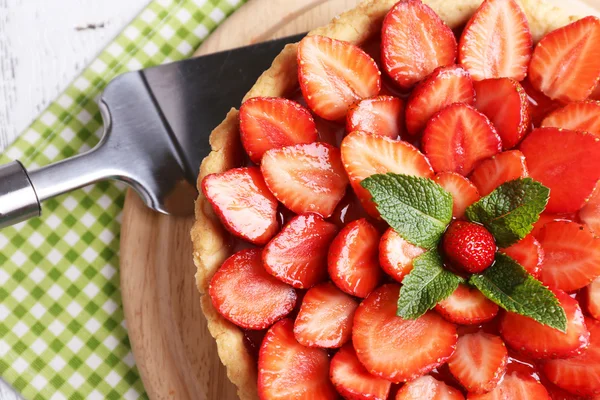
119 0 600 399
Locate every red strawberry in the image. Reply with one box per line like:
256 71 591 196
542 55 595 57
473 79 531 149
499 234 544 279
346 96 406 139
500 289 590 359
379 228 426 283
298 35 381 121
202 167 278 245
531 213 576 238
537 221 600 292
579 181 600 235
330 344 392 400
435 284 499 325
435 172 480 219
542 101 600 136
422 103 502 175
328 218 383 298
381 0 457 89
468 150 529 197
239 97 318 163
395 375 464 400
468 372 550 400
542 317 600 397
258 319 338 399
519 127 600 213
341 130 434 217
521 77 563 127
263 213 338 289
293 282 358 348
591 82 600 100
209 249 296 330
448 332 508 394
352 284 458 382
442 221 497 274
583 277 600 321
529 16 600 102
261 142 348 218
405 65 476 136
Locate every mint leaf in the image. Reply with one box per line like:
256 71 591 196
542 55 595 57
469 253 567 332
397 250 462 319
465 178 549 247
361 174 453 248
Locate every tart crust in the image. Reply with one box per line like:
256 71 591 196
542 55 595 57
190 1 581 399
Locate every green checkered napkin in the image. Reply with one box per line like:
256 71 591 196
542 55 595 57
0 0 245 398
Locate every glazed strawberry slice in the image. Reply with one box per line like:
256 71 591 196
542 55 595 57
239 97 318 163
346 95 405 139
468 150 529 197
529 17 600 102
473 79 531 149
405 65 475 136
258 319 338 399
353 284 457 382
448 332 508 394
468 372 550 399
537 221 600 292
583 277 600 320
521 77 562 127
422 103 502 175
379 228 426 283
500 290 590 359
341 130 434 217
261 142 348 218
293 282 358 348
434 172 480 219
542 101 600 136
579 182 600 235
519 127 600 213
298 35 381 121
209 249 296 330
381 0 457 89
542 317 600 397
330 344 392 400
531 213 576 239
202 167 278 245
499 234 544 279
263 213 338 289
458 0 532 81
435 284 499 325
395 375 464 400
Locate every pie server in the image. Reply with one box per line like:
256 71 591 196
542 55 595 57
0 34 304 229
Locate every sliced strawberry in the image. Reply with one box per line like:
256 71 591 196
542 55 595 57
519 127 600 213
379 228 426 283
353 284 457 382
330 344 392 400
422 103 502 175
209 249 296 330
341 130 434 217
542 317 600 397
239 97 317 163
328 218 383 298
529 16 600 102
261 142 348 218
435 284 499 325
468 372 550 400
381 0 457 89
579 181 600 235
499 234 544 279
435 172 480 219
591 82 600 100
473 79 531 149
542 101 600 136
298 35 381 121
468 150 529 197
396 375 464 400
521 77 563 127
202 167 278 245
448 332 508 394
537 221 600 292
531 213 576 238
583 277 600 321
405 65 475 136
500 289 590 359
263 213 338 289
346 96 406 139
258 319 338 399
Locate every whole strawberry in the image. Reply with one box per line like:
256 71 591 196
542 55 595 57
443 221 496 273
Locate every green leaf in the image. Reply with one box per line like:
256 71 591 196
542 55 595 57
397 250 462 319
361 173 453 248
469 253 567 332
465 178 550 247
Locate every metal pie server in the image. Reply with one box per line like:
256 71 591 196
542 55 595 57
0 34 304 229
